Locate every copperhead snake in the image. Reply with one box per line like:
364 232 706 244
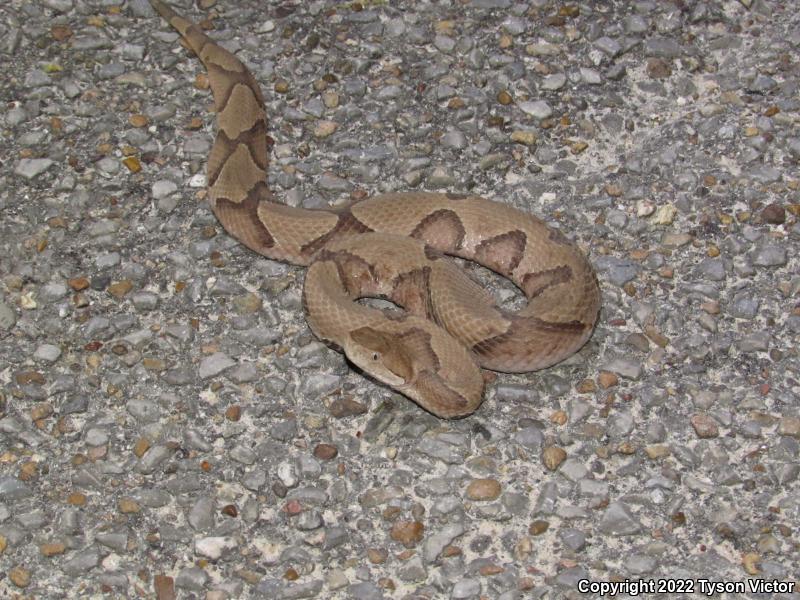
148 0 601 418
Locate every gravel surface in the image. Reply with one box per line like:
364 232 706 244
2 0 799 598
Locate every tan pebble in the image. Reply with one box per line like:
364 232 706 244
67 491 87 505
122 156 142 173
497 90 513 105
51 25 73 41
736 210 750 222
389 520 424 548
760 203 785 224
617 442 635 455
701 300 720 314
86 353 102 369
40 541 66 557
313 443 338 460
434 20 455 35
142 357 165 371
367 548 388 564
118 497 140 514
742 552 760 575
644 444 670 459
576 379 596 393
499 33 513 48
510 130 537 145
274 79 289 94
743 126 759 137
233 292 262 314
636 200 655 217
479 563 505 576
129 114 148 128
107 280 133 298
154 574 176 600
0 534 7 554
542 446 566 471
30 402 53 421
707 244 720 257
570 140 588 154
777 416 800 437
322 91 339 108
447 97 466 109
225 405 241 422
466 478 502 501
133 437 151 458
68 277 90 291
441 544 461 557
314 120 338 138
647 57 671 78
644 325 669 348
690 414 719 438
235 570 260 585
18 461 38 481
550 410 568 425
20 292 37 309
9 566 31 588
378 577 395 591
652 204 677 225
604 183 623 197
597 371 618 389
529 520 549 535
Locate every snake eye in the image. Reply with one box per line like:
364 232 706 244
372 352 379 361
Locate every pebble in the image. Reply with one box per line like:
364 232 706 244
465 478 501 501
0 302 17 330
598 502 642 536
518 100 553 120
198 352 236 379
33 344 61 362
14 158 54 179
690 414 719 438
195 536 237 560
423 523 465 563
390 520 424 548
751 243 787 267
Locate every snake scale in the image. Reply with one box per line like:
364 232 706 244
148 0 601 418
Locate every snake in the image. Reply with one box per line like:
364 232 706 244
147 0 601 418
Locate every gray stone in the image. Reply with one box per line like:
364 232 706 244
452 578 481 598
199 352 236 379
541 73 566 90
175 566 209 591
751 243 787 267
34 344 61 362
0 303 17 330
14 158 54 179
518 100 553 120
188 496 215 531
423 523 465 562
63 547 101 575
598 501 642 536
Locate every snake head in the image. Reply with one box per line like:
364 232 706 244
345 325 484 419
346 326 414 389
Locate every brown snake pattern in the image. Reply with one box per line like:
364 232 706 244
148 0 601 418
